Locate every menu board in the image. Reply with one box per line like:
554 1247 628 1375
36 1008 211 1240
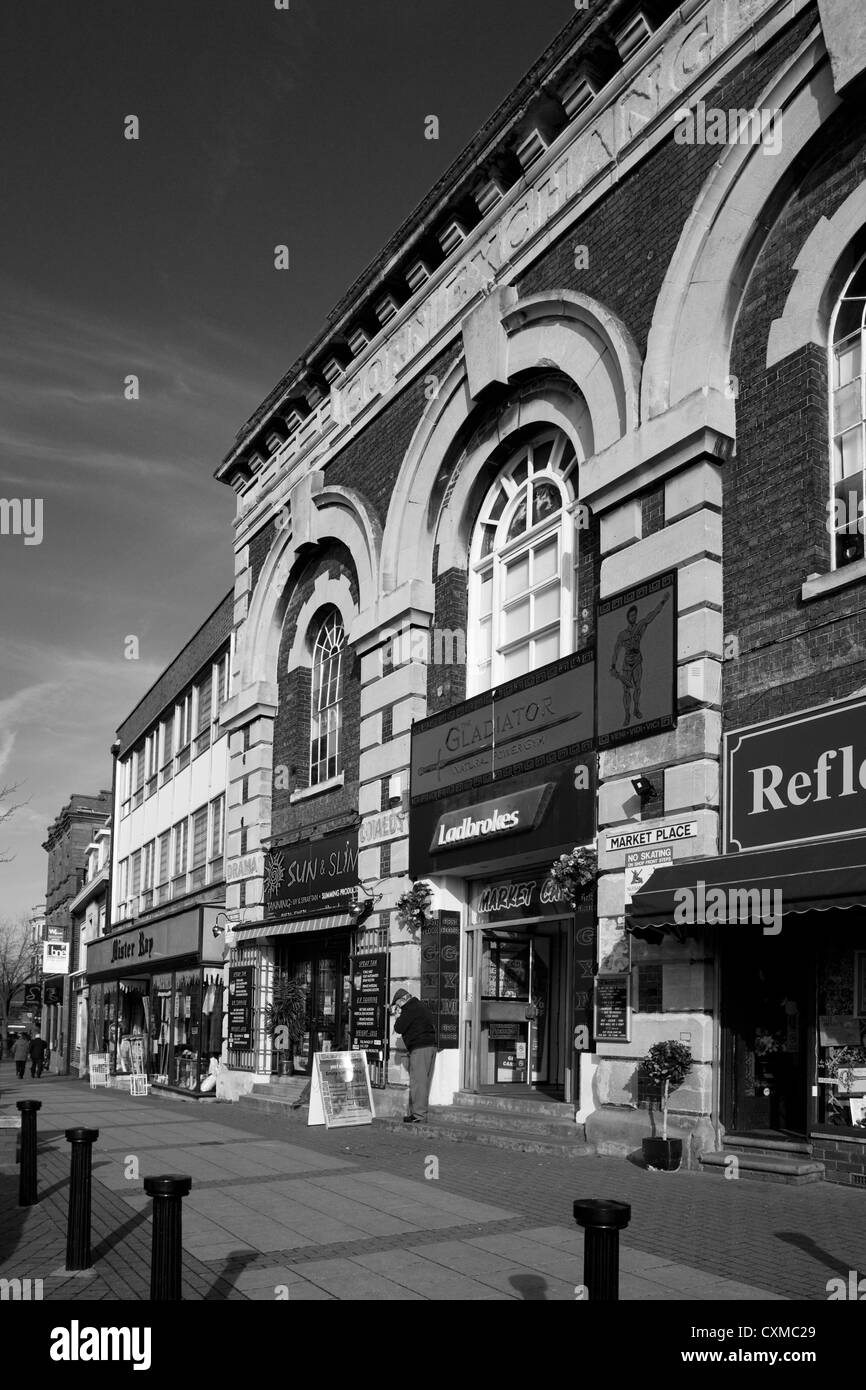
420 911 460 1049
593 974 631 1043
308 1051 374 1128
351 953 387 1051
228 966 254 1050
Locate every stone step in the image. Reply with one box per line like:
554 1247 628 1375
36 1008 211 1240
428 1104 584 1138
378 1115 594 1159
700 1152 825 1185
449 1090 573 1120
250 1077 309 1101
721 1134 812 1158
238 1092 305 1118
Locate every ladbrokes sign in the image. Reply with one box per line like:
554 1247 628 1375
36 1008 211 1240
725 695 866 852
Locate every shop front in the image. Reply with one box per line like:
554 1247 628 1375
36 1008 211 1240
232 830 358 1077
409 651 597 1108
85 905 225 1094
629 694 866 1185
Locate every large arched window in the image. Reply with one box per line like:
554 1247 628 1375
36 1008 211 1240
310 610 345 785
467 432 579 694
830 256 866 569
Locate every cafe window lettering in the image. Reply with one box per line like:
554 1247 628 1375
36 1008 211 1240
467 432 579 696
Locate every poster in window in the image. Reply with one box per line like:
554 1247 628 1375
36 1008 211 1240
596 569 677 749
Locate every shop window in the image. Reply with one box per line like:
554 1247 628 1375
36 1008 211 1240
171 818 188 897
817 939 866 1129
175 692 192 770
159 714 174 785
132 746 145 808
209 794 225 882
189 806 208 890
467 432 579 695
194 671 213 757
830 255 866 569
172 970 202 1091
310 609 345 785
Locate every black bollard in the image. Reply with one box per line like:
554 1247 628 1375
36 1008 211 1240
65 1128 99 1270
144 1175 192 1301
573 1197 632 1300
17 1100 41 1207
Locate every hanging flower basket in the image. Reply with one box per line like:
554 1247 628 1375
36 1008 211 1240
395 881 433 936
548 846 598 907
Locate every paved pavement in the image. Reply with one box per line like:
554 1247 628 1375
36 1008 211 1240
1 1067 863 1301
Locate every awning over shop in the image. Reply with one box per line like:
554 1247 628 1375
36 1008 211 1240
234 913 353 941
627 834 866 940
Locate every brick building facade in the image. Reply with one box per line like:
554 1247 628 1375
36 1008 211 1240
210 0 866 1182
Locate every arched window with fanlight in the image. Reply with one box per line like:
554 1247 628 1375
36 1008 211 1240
830 256 866 569
310 610 345 785
467 432 580 695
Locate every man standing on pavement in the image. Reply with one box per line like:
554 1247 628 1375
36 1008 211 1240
12 1033 30 1079
389 988 437 1124
28 1033 47 1079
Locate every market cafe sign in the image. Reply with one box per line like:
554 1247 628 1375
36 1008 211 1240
330 0 774 428
605 820 698 852
725 694 866 852
430 784 553 854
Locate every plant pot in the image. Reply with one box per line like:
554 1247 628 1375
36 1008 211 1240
642 1137 683 1172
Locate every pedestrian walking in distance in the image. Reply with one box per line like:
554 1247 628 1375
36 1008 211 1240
12 1033 30 1079
28 1034 48 1079
389 988 437 1124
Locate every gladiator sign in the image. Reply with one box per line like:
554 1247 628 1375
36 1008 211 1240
596 570 677 749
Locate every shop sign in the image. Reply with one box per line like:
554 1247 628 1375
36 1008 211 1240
42 941 69 975
86 908 212 977
228 966 254 1050
263 831 358 921
226 852 264 883
43 978 64 1007
419 911 460 1049
351 952 388 1050
725 695 866 852
624 846 673 904
308 1051 374 1128
358 809 406 848
473 871 574 923
23 983 42 1005
593 974 631 1043
411 649 594 804
596 570 677 749
411 756 596 878
604 820 697 853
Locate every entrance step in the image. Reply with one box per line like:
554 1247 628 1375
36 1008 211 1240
721 1133 813 1159
431 1102 583 1139
378 1114 593 1159
700 1151 825 1185
450 1090 574 1120
238 1076 309 1116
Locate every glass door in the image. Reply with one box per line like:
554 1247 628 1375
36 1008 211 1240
477 925 565 1090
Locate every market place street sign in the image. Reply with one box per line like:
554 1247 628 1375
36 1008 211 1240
725 695 866 852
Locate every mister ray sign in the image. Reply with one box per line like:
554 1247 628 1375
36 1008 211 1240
263 832 359 920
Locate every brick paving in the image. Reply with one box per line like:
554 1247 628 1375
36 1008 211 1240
1 1068 863 1300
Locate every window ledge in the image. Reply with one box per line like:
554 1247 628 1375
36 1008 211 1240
290 773 345 803
802 560 866 602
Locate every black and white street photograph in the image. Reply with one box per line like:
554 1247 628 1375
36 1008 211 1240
1 0 865 1364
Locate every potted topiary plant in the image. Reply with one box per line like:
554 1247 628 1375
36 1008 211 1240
640 1039 693 1171
264 973 308 1076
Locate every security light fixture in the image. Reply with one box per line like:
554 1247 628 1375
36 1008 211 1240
631 776 656 801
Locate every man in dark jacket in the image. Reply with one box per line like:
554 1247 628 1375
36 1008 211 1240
390 988 437 1123
28 1034 48 1079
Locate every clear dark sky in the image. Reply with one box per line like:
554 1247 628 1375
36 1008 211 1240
0 0 571 918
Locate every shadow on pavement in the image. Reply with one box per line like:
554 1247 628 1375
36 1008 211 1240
775 1230 851 1280
509 1272 548 1300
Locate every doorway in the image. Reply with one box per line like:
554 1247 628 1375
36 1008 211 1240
478 922 569 1093
274 936 351 1075
722 934 810 1136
